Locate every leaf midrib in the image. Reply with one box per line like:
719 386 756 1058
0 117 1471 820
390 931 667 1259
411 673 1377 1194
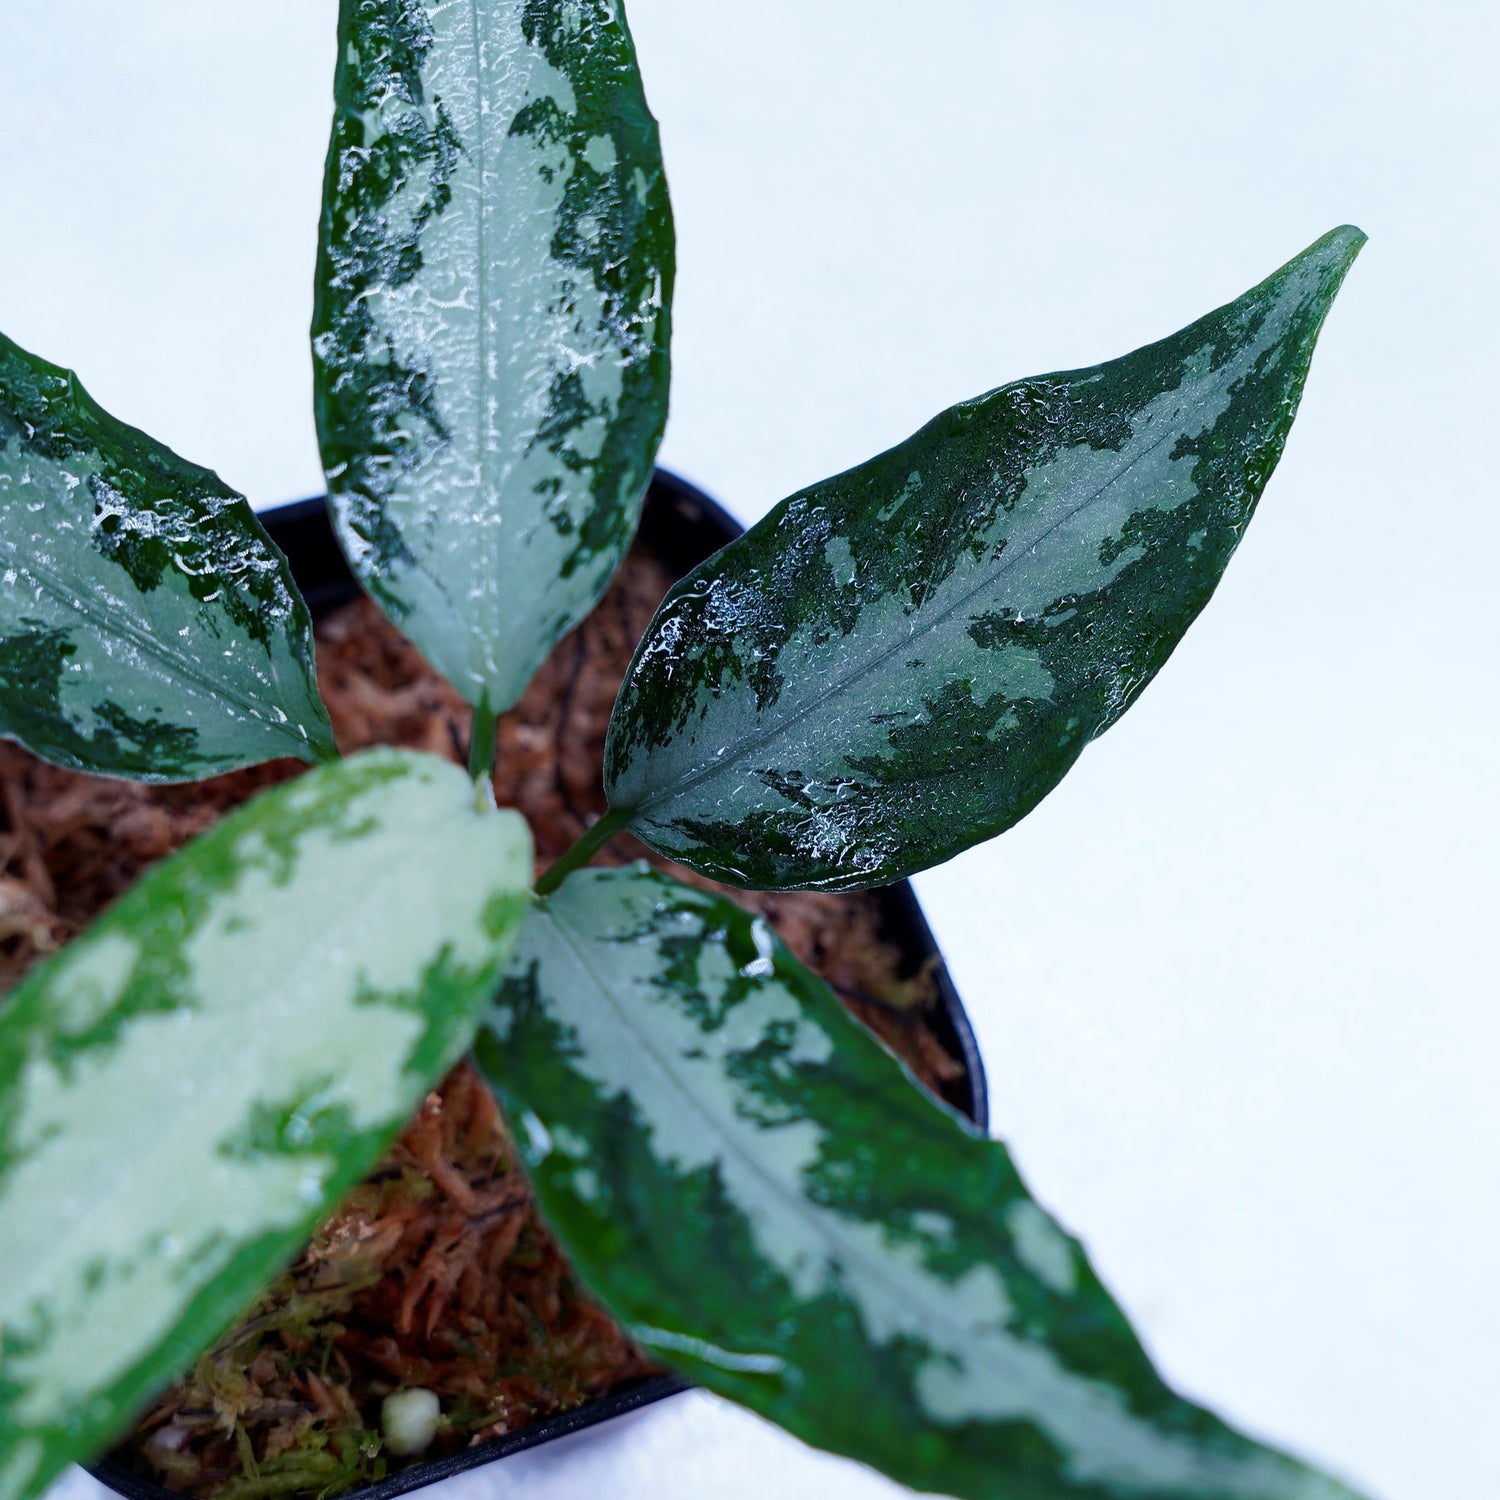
627 414 1184 818
0 528 303 753
375 7 531 694
468 0 498 657
541 902 1002 1357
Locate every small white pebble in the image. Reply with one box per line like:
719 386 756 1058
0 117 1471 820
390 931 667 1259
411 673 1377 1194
382 1388 441 1456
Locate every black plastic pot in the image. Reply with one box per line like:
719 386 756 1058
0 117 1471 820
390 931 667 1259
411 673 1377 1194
92 468 989 1500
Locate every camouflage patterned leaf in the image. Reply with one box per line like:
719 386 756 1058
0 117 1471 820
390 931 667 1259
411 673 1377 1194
0 750 533 1500
475 865 1365 1500
606 228 1365 890
314 0 674 715
0 333 336 781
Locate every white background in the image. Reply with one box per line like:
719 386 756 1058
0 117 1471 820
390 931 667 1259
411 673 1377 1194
5 4 1498 1499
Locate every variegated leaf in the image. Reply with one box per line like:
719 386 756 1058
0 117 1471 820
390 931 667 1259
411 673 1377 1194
0 332 336 782
606 227 1364 890
0 749 532 1500
314 0 674 715
476 866 1366 1500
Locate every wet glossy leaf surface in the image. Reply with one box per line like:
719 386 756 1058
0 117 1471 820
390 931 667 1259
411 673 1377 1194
314 0 674 713
0 333 336 781
0 750 532 1500
476 865 1364 1500
607 229 1364 890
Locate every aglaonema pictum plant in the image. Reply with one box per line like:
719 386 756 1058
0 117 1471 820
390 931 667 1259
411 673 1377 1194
0 4 1366 1499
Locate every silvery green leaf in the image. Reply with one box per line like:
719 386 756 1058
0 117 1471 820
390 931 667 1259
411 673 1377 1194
0 332 336 781
314 0 674 714
606 228 1364 890
476 865 1366 1500
0 749 532 1500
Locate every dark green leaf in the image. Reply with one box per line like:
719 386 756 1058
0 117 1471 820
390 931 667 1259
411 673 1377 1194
0 749 533 1500
606 228 1364 890
0 332 336 781
476 865 1365 1500
314 0 674 713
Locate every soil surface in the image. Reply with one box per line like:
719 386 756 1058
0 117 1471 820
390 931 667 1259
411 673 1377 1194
0 539 966 1499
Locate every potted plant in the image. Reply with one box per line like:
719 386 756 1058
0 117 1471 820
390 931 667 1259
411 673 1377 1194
0 4 1367 1500
64 473 990 1499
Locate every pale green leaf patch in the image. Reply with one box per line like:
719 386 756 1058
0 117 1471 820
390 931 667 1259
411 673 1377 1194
0 749 532 1499
0 331 336 782
606 227 1365 890
314 0 674 713
476 865 1368 1500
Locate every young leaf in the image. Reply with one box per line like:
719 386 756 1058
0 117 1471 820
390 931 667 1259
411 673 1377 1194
606 228 1365 890
476 866 1365 1500
0 333 336 781
314 0 674 715
0 749 532 1500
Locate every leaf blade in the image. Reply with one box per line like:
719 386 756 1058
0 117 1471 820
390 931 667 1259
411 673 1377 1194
0 749 532 1499
314 0 674 712
476 865 1366 1500
606 228 1364 890
0 333 336 781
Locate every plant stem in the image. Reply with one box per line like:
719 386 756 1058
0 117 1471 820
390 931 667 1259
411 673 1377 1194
468 692 497 784
535 806 631 897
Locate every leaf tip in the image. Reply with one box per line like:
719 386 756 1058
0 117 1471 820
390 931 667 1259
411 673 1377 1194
1320 221 1368 264
1296 224 1368 290
1250 223 1367 350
